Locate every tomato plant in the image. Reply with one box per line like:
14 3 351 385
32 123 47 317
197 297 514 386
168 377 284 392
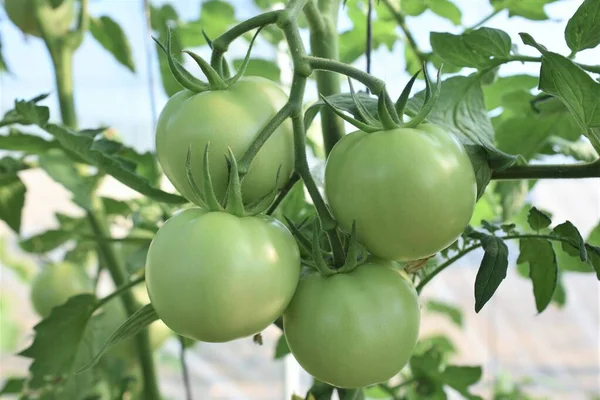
325 123 477 261
30 262 93 318
156 77 295 206
1 0 600 399
284 258 420 388
145 208 300 342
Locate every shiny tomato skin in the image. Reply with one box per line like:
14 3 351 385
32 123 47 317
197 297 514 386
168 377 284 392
145 208 300 342
155 77 294 206
283 258 421 388
30 262 93 318
325 123 477 261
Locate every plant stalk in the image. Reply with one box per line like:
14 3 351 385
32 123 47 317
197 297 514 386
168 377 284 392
492 160 600 180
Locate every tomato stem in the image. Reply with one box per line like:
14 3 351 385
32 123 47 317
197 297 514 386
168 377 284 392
492 160 600 180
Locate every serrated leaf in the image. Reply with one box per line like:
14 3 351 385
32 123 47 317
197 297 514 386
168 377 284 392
0 173 26 234
78 303 159 372
19 294 97 389
521 33 600 154
20 230 74 253
426 300 463 327
440 366 483 400
274 334 290 359
43 124 184 204
565 0 600 53
518 238 557 313
430 28 511 68
474 236 509 312
527 207 552 231
553 221 587 261
89 16 135 72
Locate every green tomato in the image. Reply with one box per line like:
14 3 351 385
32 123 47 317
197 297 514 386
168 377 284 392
145 208 300 342
30 262 93 318
325 123 477 261
283 258 421 388
155 77 294 205
4 0 74 37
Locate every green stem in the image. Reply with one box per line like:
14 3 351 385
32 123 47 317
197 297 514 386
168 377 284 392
304 0 345 155
96 274 145 308
497 55 600 74
306 56 386 93
87 203 161 399
465 9 502 31
416 233 583 293
266 172 300 215
51 46 78 128
381 0 428 65
492 160 600 180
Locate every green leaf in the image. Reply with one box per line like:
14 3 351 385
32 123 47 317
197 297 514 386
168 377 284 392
565 0 600 53
401 0 427 16
491 0 558 21
89 16 135 72
0 173 26 234
483 74 538 111
232 58 281 83
39 149 97 210
339 3 398 63
0 130 61 153
464 145 491 200
274 334 290 359
551 272 566 307
78 304 159 372
337 388 365 400
521 33 600 154
517 238 558 313
20 230 74 253
150 5 183 97
553 221 587 261
19 294 97 389
102 197 132 216
426 0 462 25
430 28 511 68
494 180 528 221
0 34 9 72
415 335 457 358
474 236 509 312
546 137 598 162
425 300 463 327
554 223 600 274
43 124 184 204
527 207 552 231
307 380 335 400
440 366 483 400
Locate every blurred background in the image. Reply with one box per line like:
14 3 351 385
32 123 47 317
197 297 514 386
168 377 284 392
1 0 599 399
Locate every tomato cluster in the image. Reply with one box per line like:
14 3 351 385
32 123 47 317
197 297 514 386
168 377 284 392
148 72 476 388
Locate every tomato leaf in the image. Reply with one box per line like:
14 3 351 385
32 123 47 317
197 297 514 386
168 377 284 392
0 377 25 395
521 33 600 154
20 230 75 253
483 74 539 111
0 95 50 128
430 28 511 69
425 299 463 327
517 238 558 313
150 4 184 97
551 271 567 308
337 388 365 400
553 221 587 261
78 303 159 373
19 294 98 389
565 0 600 54
426 0 462 25
440 365 483 400
89 16 135 73
527 207 552 231
0 130 61 153
274 333 290 359
0 172 26 234
474 235 509 312
491 0 558 21
307 380 335 400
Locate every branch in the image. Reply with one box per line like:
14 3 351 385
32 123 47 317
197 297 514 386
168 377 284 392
492 160 600 180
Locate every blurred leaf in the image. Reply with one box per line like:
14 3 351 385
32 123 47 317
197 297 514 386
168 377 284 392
440 366 483 400
427 0 462 25
425 300 463 327
491 0 558 21
150 4 183 97
0 172 26 234
102 197 132 216
546 137 598 162
274 334 290 359
307 380 335 400
337 388 365 400
521 33 600 154
19 295 98 390
415 335 457 358
517 238 557 313
0 130 62 154
527 207 551 231
483 74 538 111
78 304 159 372
551 272 566 307
233 58 281 83
39 149 99 210
401 0 427 16
495 180 529 221
474 235 509 312
20 230 74 253
89 16 135 72
0 33 8 72
339 3 398 63
565 0 600 53
0 377 25 395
